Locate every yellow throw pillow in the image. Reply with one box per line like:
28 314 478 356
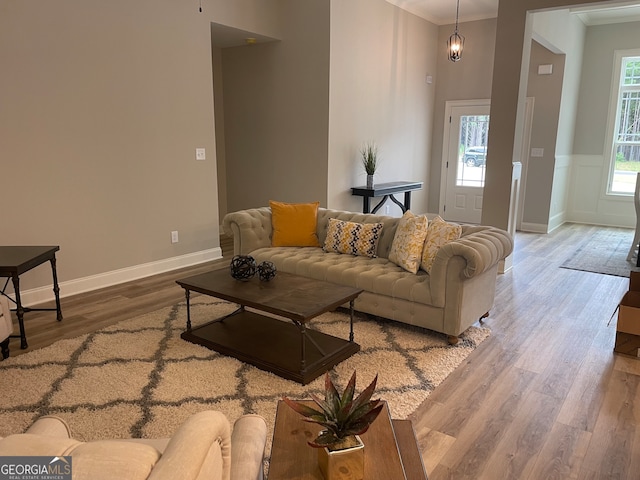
270 200 321 247
388 211 429 274
323 218 384 258
421 216 462 273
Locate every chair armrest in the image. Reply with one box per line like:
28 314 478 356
148 411 231 480
25 415 72 438
223 208 273 255
230 414 267 480
0 296 13 340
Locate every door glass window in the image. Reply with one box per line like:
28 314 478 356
456 115 490 187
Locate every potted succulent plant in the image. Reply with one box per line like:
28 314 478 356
283 371 383 480
360 142 379 189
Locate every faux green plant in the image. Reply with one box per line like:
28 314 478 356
360 142 379 175
283 371 383 448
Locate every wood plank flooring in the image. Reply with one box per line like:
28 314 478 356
4 225 639 479
413 223 639 480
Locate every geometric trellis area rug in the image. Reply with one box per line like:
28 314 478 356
0 299 489 460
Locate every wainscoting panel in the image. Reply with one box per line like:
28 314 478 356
567 154 635 228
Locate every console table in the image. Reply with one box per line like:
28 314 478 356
351 181 423 214
0 246 63 349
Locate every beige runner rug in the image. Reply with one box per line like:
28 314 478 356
561 227 639 278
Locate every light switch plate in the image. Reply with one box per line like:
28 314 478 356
531 147 544 157
538 64 553 75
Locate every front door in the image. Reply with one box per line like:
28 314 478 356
441 101 490 224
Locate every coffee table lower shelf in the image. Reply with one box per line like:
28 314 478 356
181 309 360 384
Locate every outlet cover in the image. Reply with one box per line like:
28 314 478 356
195 148 206 161
171 231 179 243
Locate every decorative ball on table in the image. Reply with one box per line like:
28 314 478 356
257 261 277 281
230 255 257 281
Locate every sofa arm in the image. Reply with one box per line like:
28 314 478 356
438 226 513 278
25 415 72 438
223 208 273 256
230 414 268 480
428 226 513 305
148 411 231 480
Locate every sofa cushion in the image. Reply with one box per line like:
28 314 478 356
269 200 320 247
323 218 383 258
421 216 462 273
251 247 432 305
388 211 429 274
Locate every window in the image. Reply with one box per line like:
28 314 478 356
608 51 640 195
455 114 489 188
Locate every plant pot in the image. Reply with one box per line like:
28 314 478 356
366 174 374 189
317 435 364 480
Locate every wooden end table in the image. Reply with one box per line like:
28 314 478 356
268 400 428 479
176 270 363 385
0 246 63 349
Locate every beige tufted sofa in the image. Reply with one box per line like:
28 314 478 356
223 207 513 344
0 411 267 480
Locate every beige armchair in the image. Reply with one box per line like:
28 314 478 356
0 411 267 480
0 296 13 360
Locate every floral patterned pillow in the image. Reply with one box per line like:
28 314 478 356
421 216 462 273
388 211 429 274
323 218 383 258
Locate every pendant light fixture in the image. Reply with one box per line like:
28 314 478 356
447 0 464 62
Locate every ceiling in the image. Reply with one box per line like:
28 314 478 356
210 1 640 48
385 0 498 25
385 0 640 26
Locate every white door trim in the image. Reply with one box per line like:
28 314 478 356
516 97 535 230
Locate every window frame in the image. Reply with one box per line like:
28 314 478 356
605 48 640 196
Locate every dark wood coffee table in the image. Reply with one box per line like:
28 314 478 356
269 400 428 479
176 270 363 384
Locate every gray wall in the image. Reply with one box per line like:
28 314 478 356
574 21 640 155
483 0 608 231
220 0 330 212
0 0 288 297
522 41 565 227
218 0 438 217
1 0 226 295
428 18 497 213
567 20 640 227
327 0 438 216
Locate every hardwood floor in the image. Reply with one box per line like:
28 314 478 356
4 226 639 479
413 223 639 480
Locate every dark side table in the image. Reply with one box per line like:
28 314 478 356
351 181 423 214
0 246 63 349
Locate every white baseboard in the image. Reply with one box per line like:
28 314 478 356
518 222 549 233
15 248 223 306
